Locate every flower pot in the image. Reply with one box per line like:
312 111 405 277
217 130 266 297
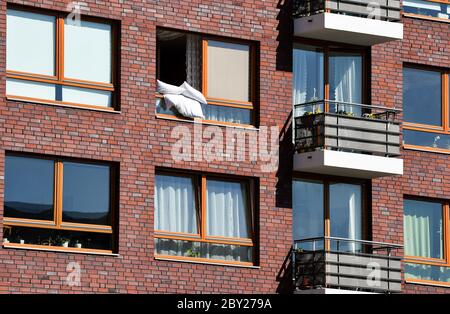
62 241 69 248
3 238 9 244
76 243 82 249
20 240 25 244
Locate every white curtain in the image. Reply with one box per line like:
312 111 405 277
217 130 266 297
404 199 443 258
154 174 197 233
186 33 201 90
330 54 362 116
206 180 250 238
329 183 362 252
293 47 324 116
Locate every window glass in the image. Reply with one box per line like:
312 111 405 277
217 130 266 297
403 130 450 150
6 78 56 101
62 86 112 107
7 9 55 75
403 67 442 126
62 162 111 225
154 174 198 234
403 0 450 19
404 199 443 259
5 156 54 221
292 180 324 241
207 40 250 102
64 19 112 83
329 183 362 251
206 179 250 238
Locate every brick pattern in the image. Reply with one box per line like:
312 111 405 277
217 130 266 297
0 0 447 293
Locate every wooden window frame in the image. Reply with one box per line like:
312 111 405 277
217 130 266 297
293 173 371 249
3 153 117 254
155 28 258 128
293 38 370 112
404 197 450 286
403 64 450 153
6 5 119 111
154 169 256 266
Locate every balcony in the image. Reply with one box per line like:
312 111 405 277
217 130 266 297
293 100 403 179
293 0 403 46
292 237 403 294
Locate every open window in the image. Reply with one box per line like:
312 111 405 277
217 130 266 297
156 29 257 126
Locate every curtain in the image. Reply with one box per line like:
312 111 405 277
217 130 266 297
404 199 443 259
293 46 324 116
186 33 201 90
329 53 362 116
329 183 362 252
154 174 198 233
206 180 251 238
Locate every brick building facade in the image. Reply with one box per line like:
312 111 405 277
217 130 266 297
0 0 448 294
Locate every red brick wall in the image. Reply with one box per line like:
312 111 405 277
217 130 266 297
0 0 293 293
372 17 450 294
0 0 448 294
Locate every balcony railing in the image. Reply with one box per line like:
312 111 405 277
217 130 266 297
293 0 402 22
294 100 401 157
292 237 403 293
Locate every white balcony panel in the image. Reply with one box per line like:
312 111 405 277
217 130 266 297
294 13 403 46
293 149 403 179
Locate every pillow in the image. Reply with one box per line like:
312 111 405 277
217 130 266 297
163 94 205 119
181 81 208 105
157 80 185 95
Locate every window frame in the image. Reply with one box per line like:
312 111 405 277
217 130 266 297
3 152 118 254
154 169 256 266
404 197 450 286
403 0 450 24
293 37 370 111
155 28 258 128
6 5 119 111
292 173 370 249
403 64 450 153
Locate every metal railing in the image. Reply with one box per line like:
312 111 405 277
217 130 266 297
292 236 403 293
294 100 402 157
293 0 402 22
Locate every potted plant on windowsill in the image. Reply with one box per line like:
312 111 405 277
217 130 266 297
75 240 82 249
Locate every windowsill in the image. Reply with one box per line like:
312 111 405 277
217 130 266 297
6 96 121 114
403 145 450 155
403 12 450 24
154 255 260 269
2 242 120 257
155 113 259 131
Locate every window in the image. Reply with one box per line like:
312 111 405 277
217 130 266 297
293 177 367 251
6 6 118 110
403 65 450 152
156 29 256 126
293 43 366 117
404 198 450 286
403 0 450 20
3 154 117 253
154 170 256 266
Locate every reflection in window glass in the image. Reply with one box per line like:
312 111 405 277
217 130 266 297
7 9 56 75
404 199 443 259
63 162 111 225
292 180 324 241
403 0 450 19
403 130 450 150
5 156 54 221
405 263 450 283
403 67 442 126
